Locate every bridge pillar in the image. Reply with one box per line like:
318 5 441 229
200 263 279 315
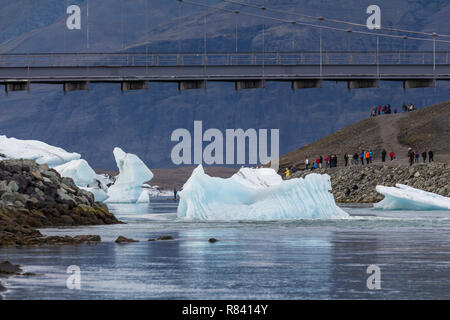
178 80 206 91
4 81 29 94
347 80 379 89
403 79 435 89
63 82 90 93
291 80 322 90
121 81 148 92
235 80 265 90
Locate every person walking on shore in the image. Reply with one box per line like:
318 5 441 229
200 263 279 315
285 168 290 178
408 148 414 166
382 149 387 162
428 150 434 162
365 150 370 164
422 151 427 163
389 151 396 161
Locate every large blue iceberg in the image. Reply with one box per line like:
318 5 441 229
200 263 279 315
177 165 349 220
374 184 450 211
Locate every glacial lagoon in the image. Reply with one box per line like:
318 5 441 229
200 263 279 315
1 200 449 299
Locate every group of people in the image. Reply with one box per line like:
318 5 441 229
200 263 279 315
370 104 395 116
304 155 339 170
408 148 434 166
369 103 418 117
283 147 436 177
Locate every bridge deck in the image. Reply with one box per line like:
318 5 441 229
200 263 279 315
0 52 449 83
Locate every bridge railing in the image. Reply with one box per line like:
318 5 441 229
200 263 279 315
0 51 448 67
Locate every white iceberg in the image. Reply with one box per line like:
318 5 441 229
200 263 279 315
177 165 348 220
374 184 450 211
0 135 80 167
54 159 97 187
105 147 153 203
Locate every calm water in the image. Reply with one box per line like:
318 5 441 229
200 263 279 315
1 200 449 300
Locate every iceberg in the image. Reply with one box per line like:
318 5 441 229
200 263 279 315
54 159 109 202
177 165 348 220
54 159 97 187
374 184 450 211
105 147 153 203
0 135 80 167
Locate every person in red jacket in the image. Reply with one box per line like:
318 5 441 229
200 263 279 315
389 151 395 161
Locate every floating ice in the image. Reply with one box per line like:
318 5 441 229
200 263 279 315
105 147 153 203
177 165 348 220
374 184 450 211
0 135 80 167
54 159 97 187
81 187 109 203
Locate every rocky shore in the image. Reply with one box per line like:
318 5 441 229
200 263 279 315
290 162 449 203
0 159 121 247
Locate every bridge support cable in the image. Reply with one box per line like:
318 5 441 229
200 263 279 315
178 0 182 64
203 0 207 81
146 0 149 73
433 32 437 86
319 17 323 78
376 29 380 80
234 10 239 53
402 36 407 63
261 4 266 78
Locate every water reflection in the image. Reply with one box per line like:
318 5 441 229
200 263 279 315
0 203 449 299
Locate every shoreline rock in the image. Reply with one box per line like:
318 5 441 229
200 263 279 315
115 236 139 243
0 159 121 247
291 162 449 203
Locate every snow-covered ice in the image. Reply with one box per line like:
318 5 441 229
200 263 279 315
54 159 97 187
105 147 153 203
374 184 450 211
0 135 80 167
177 165 348 220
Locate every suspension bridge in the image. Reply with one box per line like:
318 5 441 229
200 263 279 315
0 0 449 93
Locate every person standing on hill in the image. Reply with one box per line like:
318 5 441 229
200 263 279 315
325 155 330 168
360 150 365 165
305 158 309 170
422 151 427 163
382 149 387 162
415 151 420 163
319 156 323 169
428 150 434 162
365 150 370 164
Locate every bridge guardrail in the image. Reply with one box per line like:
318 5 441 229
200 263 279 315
0 51 448 68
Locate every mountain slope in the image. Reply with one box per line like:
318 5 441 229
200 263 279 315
278 100 450 171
